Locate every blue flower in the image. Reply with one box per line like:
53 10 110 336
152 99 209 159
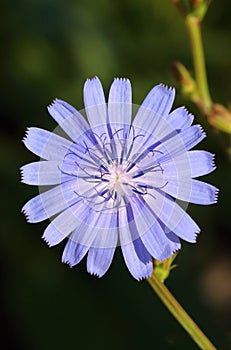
21 77 218 280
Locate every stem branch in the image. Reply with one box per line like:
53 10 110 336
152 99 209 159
147 273 217 350
185 15 212 113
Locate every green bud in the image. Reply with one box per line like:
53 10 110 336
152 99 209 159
153 253 179 283
170 61 199 101
208 103 231 134
172 0 211 20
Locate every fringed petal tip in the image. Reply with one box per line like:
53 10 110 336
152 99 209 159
172 246 181 254
179 226 200 244
21 207 30 222
181 106 190 112
22 213 36 224
48 97 81 119
198 124 207 139
113 77 131 83
20 167 25 183
42 233 60 248
20 165 33 185
62 259 74 268
21 203 35 223
181 106 194 117
207 153 216 173
47 98 67 110
42 236 51 248
182 108 195 129
156 248 181 263
193 230 200 243
47 99 57 112
136 270 153 282
21 127 31 144
85 76 100 83
212 154 216 169
87 270 102 278
214 188 219 203
159 83 176 97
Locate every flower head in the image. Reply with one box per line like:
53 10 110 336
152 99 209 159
21 77 218 280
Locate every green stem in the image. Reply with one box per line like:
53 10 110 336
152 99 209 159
147 273 217 350
185 15 212 113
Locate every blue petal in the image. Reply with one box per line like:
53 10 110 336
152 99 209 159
22 180 78 223
167 107 194 130
87 247 116 277
130 90 195 159
141 225 181 260
132 84 175 134
159 221 181 247
162 150 215 178
164 174 219 204
61 211 103 266
119 205 153 280
120 239 153 280
21 161 64 185
48 99 90 141
190 180 218 204
90 214 118 248
129 196 180 261
86 220 118 277
145 189 200 243
157 219 181 252
188 150 216 177
43 202 92 246
108 78 132 137
62 209 118 267
130 124 206 171
156 125 206 163
62 239 90 267
152 108 194 149
84 77 107 130
23 127 72 160
45 201 120 248
137 84 175 117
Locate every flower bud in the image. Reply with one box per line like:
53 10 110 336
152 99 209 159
172 0 211 20
170 61 199 101
208 103 231 134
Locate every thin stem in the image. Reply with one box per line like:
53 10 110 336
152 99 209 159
185 15 212 113
147 273 217 350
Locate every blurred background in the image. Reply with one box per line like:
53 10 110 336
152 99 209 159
1 0 231 349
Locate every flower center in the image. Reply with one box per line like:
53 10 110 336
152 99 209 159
61 127 167 212
104 161 134 199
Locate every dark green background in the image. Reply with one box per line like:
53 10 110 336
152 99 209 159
1 0 231 349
